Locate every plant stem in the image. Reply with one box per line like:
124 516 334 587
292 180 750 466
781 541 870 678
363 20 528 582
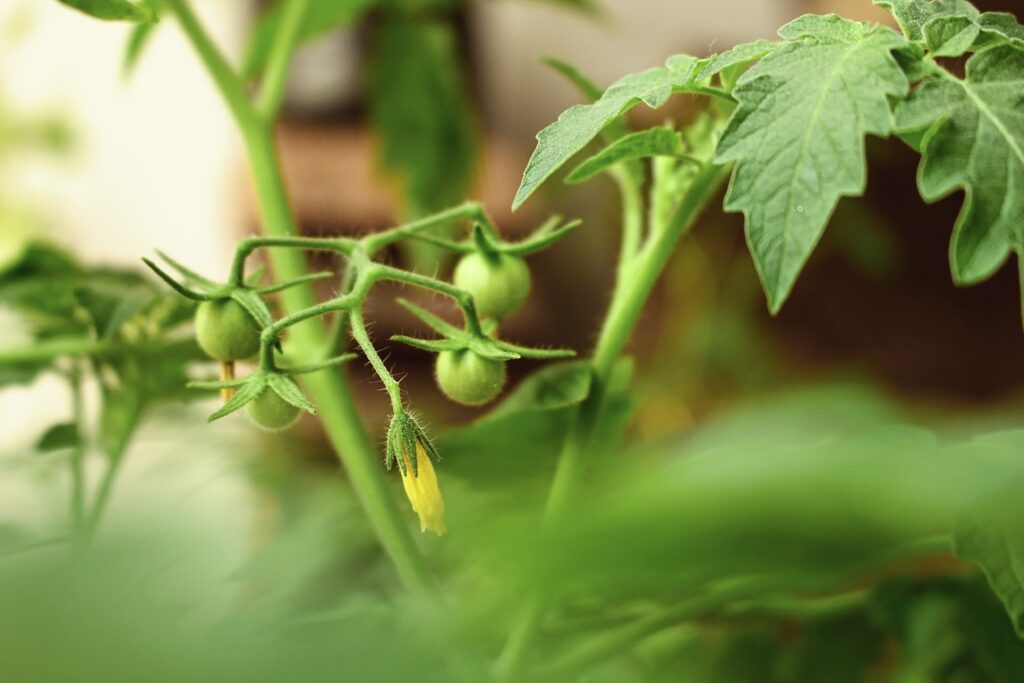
255 0 310 120
349 307 404 412
68 365 86 541
245 129 436 596
165 0 436 597
82 399 143 543
363 201 485 253
162 0 255 130
495 162 730 679
230 235 356 285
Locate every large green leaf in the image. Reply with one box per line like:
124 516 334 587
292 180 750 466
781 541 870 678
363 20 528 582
874 0 979 41
512 54 700 210
716 15 909 313
894 43 1024 285
367 17 476 216
55 0 153 22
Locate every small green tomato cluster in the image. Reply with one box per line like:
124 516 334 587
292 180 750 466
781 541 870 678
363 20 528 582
434 252 532 407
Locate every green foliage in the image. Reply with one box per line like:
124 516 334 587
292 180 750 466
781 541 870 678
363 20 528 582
35 423 81 453
566 127 684 185
923 15 982 57
513 54 701 210
954 465 1024 639
243 0 376 79
55 0 154 22
122 1 163 78
368 16 476 217
874 0 978 41
715 15 909 313
894 44 1024 286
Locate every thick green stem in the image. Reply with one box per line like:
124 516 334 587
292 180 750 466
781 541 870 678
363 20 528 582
243 123 436 597
495 162 730 679
255 0 310 120
165 0 435 597
162 0 256 130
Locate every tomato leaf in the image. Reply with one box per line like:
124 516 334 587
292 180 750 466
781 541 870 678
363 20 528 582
566 127 684 185
874 0 979 41
924 15 981 57
36 423 81 453
954 495 1024 638
716 15 909 313
55 0 154 22
512 54 703 210
894 44 1024 286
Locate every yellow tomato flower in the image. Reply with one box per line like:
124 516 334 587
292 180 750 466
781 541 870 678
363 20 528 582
400 441 446 536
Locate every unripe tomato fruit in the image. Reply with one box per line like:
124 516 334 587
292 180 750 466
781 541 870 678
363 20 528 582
246 389 300 431
195 299 261 361
435 350 506 406
453 252 531 320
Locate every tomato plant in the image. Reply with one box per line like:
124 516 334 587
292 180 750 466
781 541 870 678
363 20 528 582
2 0 1024 681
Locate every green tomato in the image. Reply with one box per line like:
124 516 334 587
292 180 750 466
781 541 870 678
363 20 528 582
194 299 261 361
435 349 507 406
453 252 531 320
246 388 300 431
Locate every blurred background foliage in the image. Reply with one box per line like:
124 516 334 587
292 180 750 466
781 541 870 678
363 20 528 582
2 0 1024 681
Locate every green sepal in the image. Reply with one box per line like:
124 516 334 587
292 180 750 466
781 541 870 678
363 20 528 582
279 353 357 376
406 215 581 258
492 340 576 360
396 298 463 338
394 298 574 361
504 218 582 257
154 250 219 289
187 376 251 390
266 373 316 415
385 410 440 475
207 372 268 422
253 271 334 295
390 336 465 354
228 288 274 330
141 258 212 302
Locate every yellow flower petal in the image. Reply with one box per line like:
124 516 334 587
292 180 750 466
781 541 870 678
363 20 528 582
400 442 446 535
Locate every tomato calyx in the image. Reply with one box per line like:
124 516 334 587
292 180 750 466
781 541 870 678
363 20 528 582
390 298 577 406
142 251 334 362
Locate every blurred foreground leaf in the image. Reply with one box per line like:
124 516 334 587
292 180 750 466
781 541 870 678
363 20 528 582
55 0 154 22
